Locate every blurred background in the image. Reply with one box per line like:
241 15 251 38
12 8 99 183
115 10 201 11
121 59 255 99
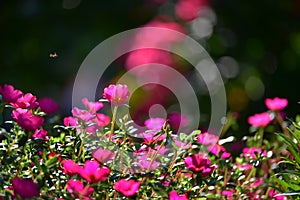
1 0 300 134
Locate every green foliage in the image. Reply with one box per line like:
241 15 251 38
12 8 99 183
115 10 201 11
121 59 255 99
273 117 300 198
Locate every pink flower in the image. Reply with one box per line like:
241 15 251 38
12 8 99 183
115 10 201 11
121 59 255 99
269 189 285 200
236 163 252 171
11 177 40 198
169 190 189 200
175 0 207 21
67 179 94 199
64 116 79 127
139 19 185 45
93 148 115 163
62 159 81 176
209 144 226 156
136 154 161 171
103 84 130 106
72 107 95 121
114 179 140 197
79 160 110 183
32 129 49 140
12 108 44 131
94 113 110 127
198 132 219 146
250 178 264 187
141 131 166 145
242 147 267 159
248 112 272 128
222 189 234 200
184 153 215 176
125 49 173 71
221 151 231 159
265 97 288 111
11 93 39 109
0 84 23 103
82 98 103 113
38 97 59 114
168 112 189 131
145 118 165 131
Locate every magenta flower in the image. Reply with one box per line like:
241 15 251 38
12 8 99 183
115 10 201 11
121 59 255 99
63 116 79 127
209 144 226 156
242 147 267 159
79 160 110 183
114 179 140 197
92 148 115 163
236 163 252 171
72 107 95 121
0 84 23 103
141 131 166 145
38 97 59 114
11 93 39 109
62 159 80 176
221 151 231 159
125 49 173 71
184 153 215 176
168 112 189 131
67 179 94 199
11 177 40 199
94 113 110 127
175 0 207 21
103 84 130 106
269 189 285 200
32 129 49 140
169 190 189 200
250 178 264 187
137 19 185 46
82 98 103 113
12 108 44 131
247 112 272 128
197 132 219 146
222 189 234 200
144 118 165 131
265 97 288 111
136 154 161 171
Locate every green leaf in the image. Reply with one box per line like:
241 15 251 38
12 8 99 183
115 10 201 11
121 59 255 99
186 130 200 141
205 193 218 198
288 124 300 145
32 155 43 171
180 133 187 141
46 156 58 168
276 133 300 165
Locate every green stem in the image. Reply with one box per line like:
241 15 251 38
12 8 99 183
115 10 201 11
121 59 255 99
254 127 264 147
107 106 118 146
223 167 228 187
147 140 165 172
167 150 178 173
275 112 289 134
119 134 127 175
244 165 256 184
77 132 85 161
265 187 271 199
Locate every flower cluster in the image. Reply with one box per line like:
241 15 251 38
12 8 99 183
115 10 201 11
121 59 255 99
0 84 293 199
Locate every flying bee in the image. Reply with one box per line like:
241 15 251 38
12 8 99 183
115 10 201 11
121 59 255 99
49 52 58 58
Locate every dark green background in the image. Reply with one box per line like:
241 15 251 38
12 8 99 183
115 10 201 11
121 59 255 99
1 0 299 131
